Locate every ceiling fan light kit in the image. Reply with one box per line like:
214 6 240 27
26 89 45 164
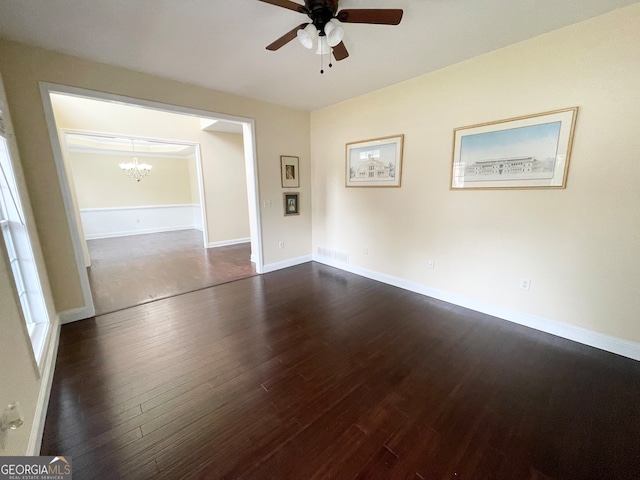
259 0 403 73
296 23 317 49
323 19 344 47
315 36 330 55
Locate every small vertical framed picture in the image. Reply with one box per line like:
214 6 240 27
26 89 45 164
283 192 300 216
281 155 299 188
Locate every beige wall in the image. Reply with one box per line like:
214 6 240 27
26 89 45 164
68 152 194 208
311 5 640 343
188 158 200 206
201 131 250 243
0 43 312 312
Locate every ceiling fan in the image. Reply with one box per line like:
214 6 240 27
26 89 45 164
259 0 403 71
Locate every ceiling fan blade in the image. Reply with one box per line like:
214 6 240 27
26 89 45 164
336 9 403 25
332 41 349 61
257 0 308 14
266 23 309 51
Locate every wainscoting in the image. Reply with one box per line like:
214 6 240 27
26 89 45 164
80 204 202 239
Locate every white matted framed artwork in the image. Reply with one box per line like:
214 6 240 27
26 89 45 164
281 155 299 188
345 135 404 187
450 107 579 190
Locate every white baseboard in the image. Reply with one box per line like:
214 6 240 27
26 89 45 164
312 255 640 362
58 305 94 324
81 204 201 240
263 255 313 274
207 237 250 248
27 319 60 455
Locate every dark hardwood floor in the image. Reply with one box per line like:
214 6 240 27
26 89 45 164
86 229 256 315
42 263 640 479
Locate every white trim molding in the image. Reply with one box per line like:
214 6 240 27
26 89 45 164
207 237 250 248
263 254 313 274
312 255 640 362
39 85 98 320
58 306 92 324
27 319 60 455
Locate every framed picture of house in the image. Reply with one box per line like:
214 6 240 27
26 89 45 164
345 135 404 187
281 155 299 188
450 107 578 190
283 192 299 216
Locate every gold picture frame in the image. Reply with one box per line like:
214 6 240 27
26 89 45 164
345 135 404 187
450 107 578 190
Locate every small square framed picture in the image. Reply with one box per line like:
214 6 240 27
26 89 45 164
283 192 299 216
281 155 299 188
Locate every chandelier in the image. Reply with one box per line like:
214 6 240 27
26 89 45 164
119 139 152 182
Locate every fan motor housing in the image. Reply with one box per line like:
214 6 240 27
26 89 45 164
305 0 339 29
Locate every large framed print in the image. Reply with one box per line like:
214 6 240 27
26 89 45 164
281 155 299 188
450 108 578 190
346 135 404 187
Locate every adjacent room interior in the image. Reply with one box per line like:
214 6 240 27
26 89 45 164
47 93 257 314
0 1 638 478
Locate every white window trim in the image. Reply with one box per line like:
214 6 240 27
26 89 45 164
0 124 51 369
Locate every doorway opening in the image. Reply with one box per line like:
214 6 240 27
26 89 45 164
40 84 263 321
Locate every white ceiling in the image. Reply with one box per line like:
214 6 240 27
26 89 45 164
0 0 636 111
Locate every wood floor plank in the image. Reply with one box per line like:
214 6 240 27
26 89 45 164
41 262 640 480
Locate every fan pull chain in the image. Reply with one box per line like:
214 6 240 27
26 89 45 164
320 50 333 74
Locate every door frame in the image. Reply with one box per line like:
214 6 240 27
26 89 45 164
39 82 264 323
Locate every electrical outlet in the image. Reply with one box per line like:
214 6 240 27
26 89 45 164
520 278 531 291
278 241 284 249
263 200 272 208
363 245 369 255
428 260 435 270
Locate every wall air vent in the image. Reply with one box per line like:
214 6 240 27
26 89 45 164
317 246 349 264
